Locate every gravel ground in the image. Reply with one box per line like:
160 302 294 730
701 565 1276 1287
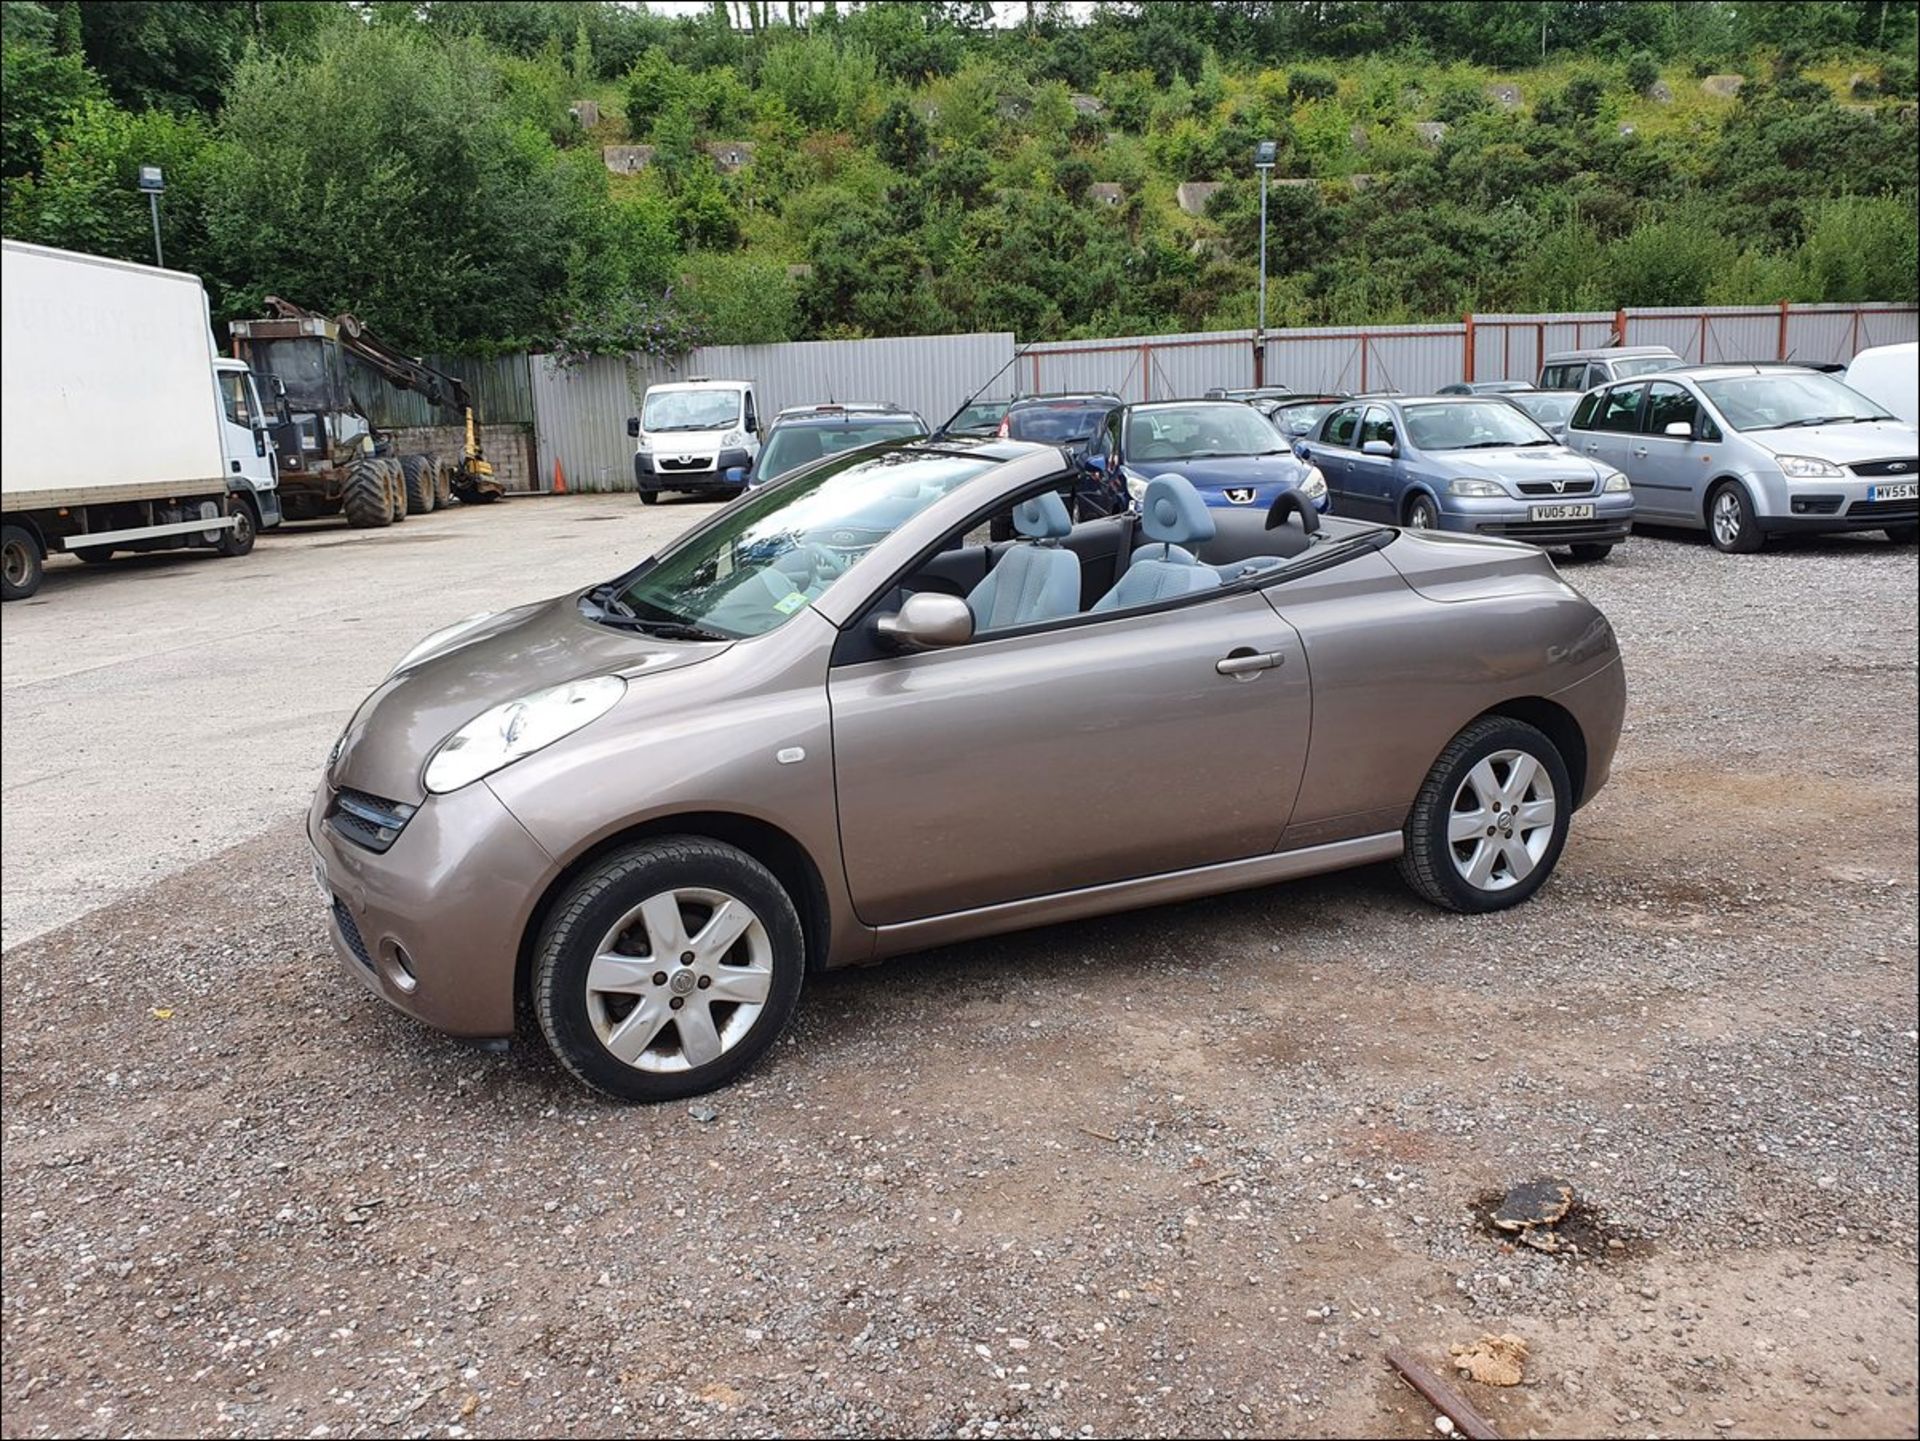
3 523 1916 1439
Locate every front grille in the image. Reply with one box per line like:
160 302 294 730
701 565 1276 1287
326 787 416 854
1847 497 1919 519
1849 458 1919 478
657 454 716 473
332 899 375 971
1516 478 1596 496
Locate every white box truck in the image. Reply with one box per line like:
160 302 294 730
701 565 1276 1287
2 240 284 601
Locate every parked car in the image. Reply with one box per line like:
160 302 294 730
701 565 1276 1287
745 403 926 490
313 445 1625 1101
1083 399 1328 516
1501 390 1582 442
998 392 1122 453
1259 394 1352 439
946 397 1013 437
1844 342 1918 426
1537 346 1682 392
627 378 762 505
1566 364 1918 552
1205 385 1295 403
1437 380 1536 395
1302 395 1634 560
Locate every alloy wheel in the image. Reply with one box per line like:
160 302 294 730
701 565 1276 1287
1408 499 1436 529
1712 490 1742 549
585 887 773 1072
1446 748 1557 892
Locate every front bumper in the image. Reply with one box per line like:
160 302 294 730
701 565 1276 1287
1438 493 1635 548
309 779 554 1038
1759 495 1917 535
634 449 753 487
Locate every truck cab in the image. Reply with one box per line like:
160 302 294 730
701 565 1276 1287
213 358 285 528
625 378 762 504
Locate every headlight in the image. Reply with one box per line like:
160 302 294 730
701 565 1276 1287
722 430 744 446
390 612 496 677
1448 477 1505 497
634 433 652 453
1776 454 1844 479
1125 471 1150 503
424 675 626 794
1602 470 1632 493
1296 466 1328 502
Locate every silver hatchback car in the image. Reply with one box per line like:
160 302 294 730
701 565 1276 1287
1567 365 1918 552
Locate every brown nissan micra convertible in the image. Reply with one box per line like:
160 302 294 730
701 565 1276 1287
313 438 1625 1101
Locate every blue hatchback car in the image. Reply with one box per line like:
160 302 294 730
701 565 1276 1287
1079 399 1329 517
1301 395 1635 560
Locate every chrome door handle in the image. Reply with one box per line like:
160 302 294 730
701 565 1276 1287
1216 650 1284 676
1631 446 1648 457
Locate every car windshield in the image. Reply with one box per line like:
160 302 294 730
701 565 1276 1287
1266 401 1337 436
1612 356 1680 379
603 450 994 639
1512 393 1579 426
1698 372 1896 431
1005 401 1111 443
758 419 924 481
1404 401 1554 450
1125 404 1284 459
643 389 742 433
952 401 1010 433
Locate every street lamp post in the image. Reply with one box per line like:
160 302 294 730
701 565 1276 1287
1253 140 1276 387
137 165 165 267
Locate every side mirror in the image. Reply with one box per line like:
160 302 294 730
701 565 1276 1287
1291 439 1312 460
874 592 974 651
1084 452 1107 472
1362 439 1395 457
724 466 746 484
626 416 641 438
1663 421 1694 439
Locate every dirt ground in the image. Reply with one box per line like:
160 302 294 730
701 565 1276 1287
2 508 1916 1440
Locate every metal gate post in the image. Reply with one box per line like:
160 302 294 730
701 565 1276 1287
1777 299 1791 359
1463 312 1476 382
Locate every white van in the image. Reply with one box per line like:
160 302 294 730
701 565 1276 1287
626 378 762 504
1844 342 1917 426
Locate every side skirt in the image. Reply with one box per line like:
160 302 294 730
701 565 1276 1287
865 832 1404 960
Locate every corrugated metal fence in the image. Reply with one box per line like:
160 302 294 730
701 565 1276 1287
356 303 1914 493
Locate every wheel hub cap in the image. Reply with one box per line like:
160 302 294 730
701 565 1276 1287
1447 748 1556 892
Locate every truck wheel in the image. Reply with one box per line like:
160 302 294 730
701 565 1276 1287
341 457 394 528
639 489 660 506
2 524 45 601
74 546 115 565
217 496 257 558
401 454 436 514
433 461 453 507
388 460 409 523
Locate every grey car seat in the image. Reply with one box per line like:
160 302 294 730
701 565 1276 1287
966 490 1080 632
1093 475 1221 611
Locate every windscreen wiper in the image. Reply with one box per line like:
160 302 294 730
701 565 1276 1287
1773 415 1852 428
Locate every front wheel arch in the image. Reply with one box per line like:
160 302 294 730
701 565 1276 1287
515 810 834 1028
1480 697 1589 808
1402 489 1441 526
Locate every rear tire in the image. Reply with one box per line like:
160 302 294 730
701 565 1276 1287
216 496 257 557
341 457 393 528
533 838 805 1102
1567 542 1613 562
2 524 44 601
401 454 436 514
1887 524 1918 546
638 488 660 506
387 459 409 522
433 461 453 507
1399 715 1572 915
1707 481 1763 554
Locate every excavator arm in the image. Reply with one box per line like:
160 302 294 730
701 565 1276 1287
261 297 472 420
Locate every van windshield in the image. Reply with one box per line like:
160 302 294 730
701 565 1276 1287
597 449 995 639
643 389 742 433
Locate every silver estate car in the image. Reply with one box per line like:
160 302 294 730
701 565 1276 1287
1567 365 1918 552
313 439 1625 1101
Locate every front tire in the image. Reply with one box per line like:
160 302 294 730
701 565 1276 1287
638 488 660 506
401 454 437 514
533 838 805 1102
74 546 115 565
1887 524 1918 546
1399 715 1572 914
1567 542 1613 562
216 496 257 557
2 524 44 601
341 457 393 528
1405 494 1439 530
1707 481 1763 554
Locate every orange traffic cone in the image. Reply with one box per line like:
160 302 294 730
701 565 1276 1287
552 457 567 495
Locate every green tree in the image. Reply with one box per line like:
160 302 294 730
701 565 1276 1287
1 9 100 181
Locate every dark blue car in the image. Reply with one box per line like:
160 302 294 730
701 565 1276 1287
1080 400 1329 517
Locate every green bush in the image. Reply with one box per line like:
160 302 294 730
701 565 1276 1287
1288 68 1339 103
1626 51 1659 96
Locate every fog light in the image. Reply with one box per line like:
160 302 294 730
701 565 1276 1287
386 942 419 993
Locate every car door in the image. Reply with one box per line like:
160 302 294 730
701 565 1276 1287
1633 380 1716 522
1312 404 1365 509
217 368 275 492
1348 405 1401 521
1572 383 1645 479
827 590 1312 927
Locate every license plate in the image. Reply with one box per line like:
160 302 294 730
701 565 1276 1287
1530 502 1595 521
1869 481 1917 502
